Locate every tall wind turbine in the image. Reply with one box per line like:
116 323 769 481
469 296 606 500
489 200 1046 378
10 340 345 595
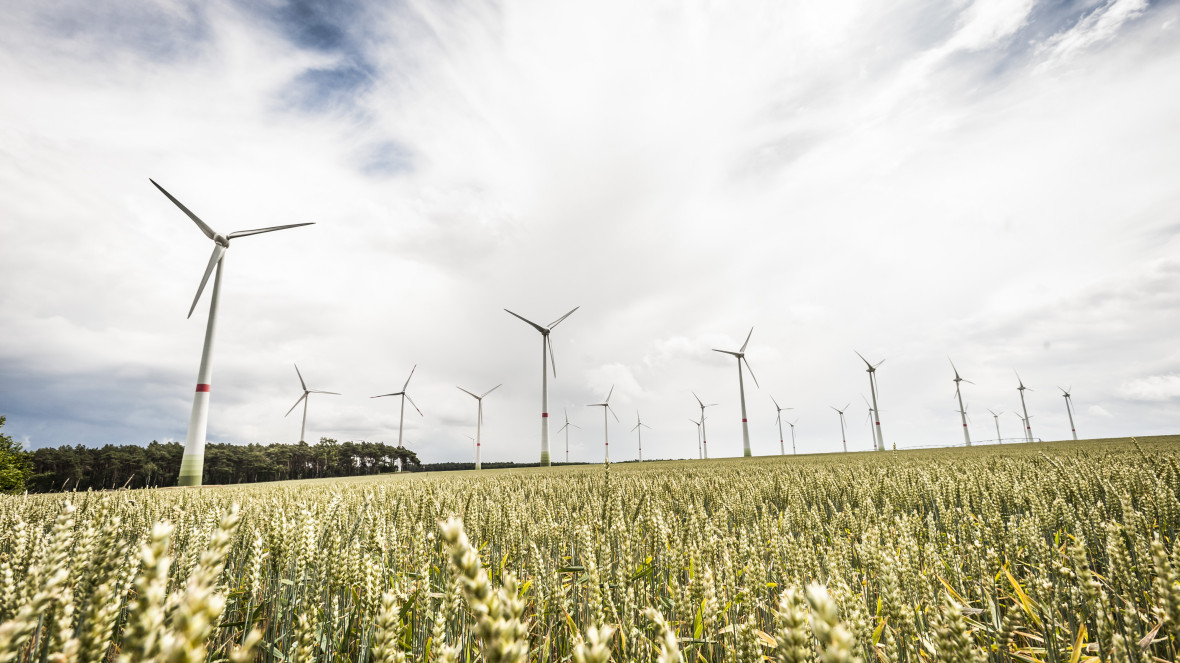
505 307 579 466
949 358 973 447
1016 372 1034 442
457 383 501 470
372 365 423 448
630 411 651 462
786 419 798 455
770 396 793 455
1060 387 1078 440
987 409 1004 444
151 179 314 486
692 392 717 459
831 403 850 452
587 385 619 463
285 364 340 443
856 352 886 451
556 409 580 463
689 418 703 459
713 327 759 458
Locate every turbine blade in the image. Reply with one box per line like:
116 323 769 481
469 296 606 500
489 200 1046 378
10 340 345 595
309 390 341 395
609 405 620 422
457 386 478 399
740 326 754 353
547 335 557 378
605 384 614 402
371 393 398 398
854 350 870 367
403 364 417 391
294 363 307 391
285 392 308 416
743 357 760 389
405 393 423 416
227 222 315 239
771 395 780 410
874 359 886 369
150 179 216 240
548 306 579 329
631 423 640 432
712 349 739 357
693 391 704 407
504 309 546 333
482 384 502 398
188 243 226 318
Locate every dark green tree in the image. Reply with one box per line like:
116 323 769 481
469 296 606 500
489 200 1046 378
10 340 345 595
0 416 33 493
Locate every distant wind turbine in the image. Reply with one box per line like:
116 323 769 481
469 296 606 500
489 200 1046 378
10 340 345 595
949 358 973 446
285 364 340 443
151 179 314 486
786 418 798 454
556 409 580 463
713 327 759 457
862 396 877 450
631 411 651 462
1060 387 1078 440
831 403 851 452
987 409 1004 444
372 365 423 448
587 385 619 463
1012 411 1034 442
689 418 703 459
692 392 717 459
505 307 579 466
856 352 886 451
457 383 501 470
771 396 793 455
1016 372 1034 442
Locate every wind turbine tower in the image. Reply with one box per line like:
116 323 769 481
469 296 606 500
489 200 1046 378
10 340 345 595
556 409 580 463
1016 372 1034 442
372 365 423 448
285 364 340 443
631 411 651 461
692 392 717 459
771 396 793 455
713 327 760 457
1060 387 1078 440
831 403 850 452
587 385 619 463
505 307 579 466
457 383 501 470
987 409 1004 444
949 359 973 446
151 179 314 486
690 418 703 459
786 419 798 454
856 352 886 451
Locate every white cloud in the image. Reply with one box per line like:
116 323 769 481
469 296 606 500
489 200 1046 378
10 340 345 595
1119 375 1180 402
1037 0 1149 68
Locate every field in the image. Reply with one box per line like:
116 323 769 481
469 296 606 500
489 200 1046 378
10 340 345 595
1 436 1179 663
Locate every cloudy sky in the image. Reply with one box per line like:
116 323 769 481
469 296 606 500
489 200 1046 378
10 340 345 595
1 0 1177 463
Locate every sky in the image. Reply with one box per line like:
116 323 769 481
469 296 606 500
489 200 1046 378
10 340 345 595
1 0 1178 464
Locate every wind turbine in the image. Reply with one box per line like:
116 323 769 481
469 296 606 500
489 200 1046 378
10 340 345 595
1060 387 1078 440
1012 411 1034 443
856 352 886 451
987 409 1004 444
862 396 877 450
689 418 703 459
786 419 798 454
1016 372 1034 442
151 179 314 486
556 409 580 463
505 307 579 466
372 365 423 448
949 358 973 447
713 327 759 458
770 396 793 455
631 411 651 462
830 403 850 452
284 364 340 443
692 392 717 459
587 385 619 463
457 383 501 470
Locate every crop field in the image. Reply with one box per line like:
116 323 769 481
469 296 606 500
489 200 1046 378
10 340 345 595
1 436 1179 663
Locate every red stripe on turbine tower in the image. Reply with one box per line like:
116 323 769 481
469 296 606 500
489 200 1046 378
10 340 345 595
542 412 549 417
742 418 747 422
196 384 211 392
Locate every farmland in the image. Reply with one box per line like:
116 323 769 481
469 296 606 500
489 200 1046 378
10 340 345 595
2 436 1179 662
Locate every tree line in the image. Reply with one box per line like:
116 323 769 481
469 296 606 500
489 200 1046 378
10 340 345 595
20 437 421 492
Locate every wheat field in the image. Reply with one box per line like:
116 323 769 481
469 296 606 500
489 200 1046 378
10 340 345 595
1 436 1178 663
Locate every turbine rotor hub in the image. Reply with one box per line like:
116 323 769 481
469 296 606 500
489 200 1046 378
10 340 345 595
214 234 229 248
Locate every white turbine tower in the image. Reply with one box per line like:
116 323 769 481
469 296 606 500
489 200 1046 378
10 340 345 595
713 327 759 458
949 358 973 446
770 396 793 455
987 409 1004 444
862 396 877 450
1060 387 1078 440
856 352 886 451
587 385 619 463
505 307 579 466
151 179 314 486
372 365 423 448
631 411 651 462
831 403 851 452
556 409 580 463
1012 411 1034 443
692 392 717 459
284 364 340 443
457 383 501 470
786 419 798 454
689 418 703 459
1016 372 1034 442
